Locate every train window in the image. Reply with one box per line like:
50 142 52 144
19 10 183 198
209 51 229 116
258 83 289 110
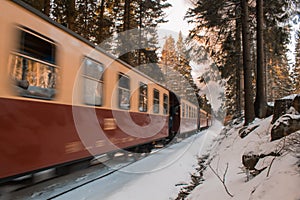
118 73 130 110
82 57 104 106
10 28 58 100
182 102 185 118
186 104 188 118
163 94 168 114
139 82 148 112
153 89 160 113
19 29 56 64
192 108 194 118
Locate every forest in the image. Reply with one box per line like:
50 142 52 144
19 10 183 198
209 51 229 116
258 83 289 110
22 0 300 125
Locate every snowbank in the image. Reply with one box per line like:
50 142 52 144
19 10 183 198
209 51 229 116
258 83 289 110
187 116 300 200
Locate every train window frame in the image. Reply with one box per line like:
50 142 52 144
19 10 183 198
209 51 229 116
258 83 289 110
118 73 130 110
153 89 160 114
82 57 104 106
193 108 194 118
139 82 148 112
186 104 188 118
163 94 168 115
192 108 195 118
10 27 58 100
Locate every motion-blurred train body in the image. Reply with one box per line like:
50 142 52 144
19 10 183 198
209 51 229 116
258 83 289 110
0 0 211 183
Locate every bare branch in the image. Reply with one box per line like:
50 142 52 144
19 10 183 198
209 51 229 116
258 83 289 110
208 163 234 197
267 138 286 177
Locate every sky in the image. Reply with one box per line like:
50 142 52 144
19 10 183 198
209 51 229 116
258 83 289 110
158 1 191 39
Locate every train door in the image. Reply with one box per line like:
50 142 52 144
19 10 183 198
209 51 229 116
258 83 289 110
168 91 180 141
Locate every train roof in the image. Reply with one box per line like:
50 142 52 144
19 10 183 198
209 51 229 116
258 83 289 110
11 0 168 91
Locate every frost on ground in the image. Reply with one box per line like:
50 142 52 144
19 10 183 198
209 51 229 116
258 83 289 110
185 116 300 200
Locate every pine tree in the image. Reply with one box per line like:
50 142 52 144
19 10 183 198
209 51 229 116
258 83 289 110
185 0 299 122
175 31 191 79
241 0 255 125
51 0 70 27
119 0 170 66
185 0 256 124
93 0 115 46
160 35 178 89
264 0 295 101
176 32 199 104
185 0 249 120
159 34 199 105
254 0 268 118
21 0 170 66
66 0 76 31
267 59 292 100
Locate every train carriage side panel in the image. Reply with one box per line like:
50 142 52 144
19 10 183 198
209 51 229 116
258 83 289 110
0 0 170 182
179 98 198 136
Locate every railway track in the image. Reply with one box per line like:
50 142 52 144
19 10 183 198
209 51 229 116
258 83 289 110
0 136 186 200
47 161 134 200
0 143 168 200
0 152 150 200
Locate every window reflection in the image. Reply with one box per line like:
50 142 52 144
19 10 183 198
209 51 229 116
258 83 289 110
118 73 130 110
153 89 160 113
82 57 104 106
11 54 58 99
139 83 148 112
11 28 58 100
163 94 168 115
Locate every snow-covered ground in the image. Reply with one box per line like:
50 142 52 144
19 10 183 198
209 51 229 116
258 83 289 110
53 122 221 200
5 116 298 200
188 116 300 200
52 116 300 200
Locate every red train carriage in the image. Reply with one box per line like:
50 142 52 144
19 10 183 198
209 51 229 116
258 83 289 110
0 0 211 183
199 109 211 130
0 0 171 182
179 98 199 137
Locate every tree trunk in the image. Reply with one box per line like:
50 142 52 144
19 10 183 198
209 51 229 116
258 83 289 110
235 6 242 118
67 0 76 31
97 0 105 44
121 0 131 63
124 0 131 32
43 0 50 16
254 0 268 118
138 0 143 66
241 0 255 125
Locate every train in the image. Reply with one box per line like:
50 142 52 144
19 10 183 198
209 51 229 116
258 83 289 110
0 0 211 183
